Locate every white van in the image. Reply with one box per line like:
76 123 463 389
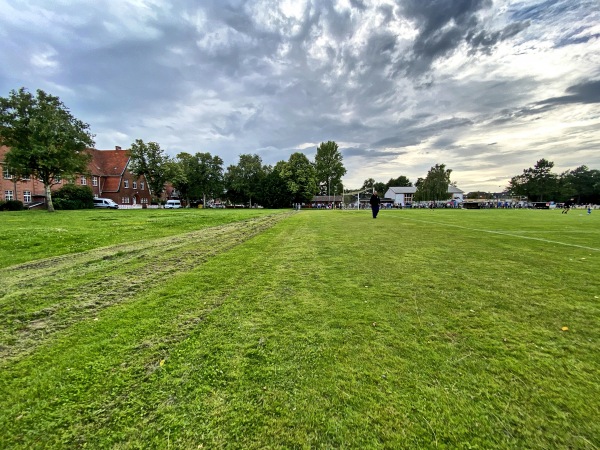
93 198 119 209
164 200 182 209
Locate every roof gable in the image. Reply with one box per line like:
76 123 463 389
89 149 130 176
388 186 417 194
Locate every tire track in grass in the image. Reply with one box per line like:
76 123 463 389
0 213 292 362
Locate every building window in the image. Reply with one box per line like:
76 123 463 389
5 190 13 201
55 175 62 184
22 175 30 181
3 167 12 179
23 191 32 202
92 176 98 187
124 180 129 188
122 197 130 204
132 181 137 189
81 176 87 185
405 194 413 203
140 182 145 190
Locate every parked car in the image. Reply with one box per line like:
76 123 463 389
164 200 182 209
93 198 119 209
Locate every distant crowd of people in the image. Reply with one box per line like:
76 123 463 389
294 200 598 212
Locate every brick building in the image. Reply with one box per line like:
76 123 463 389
1 145 151 207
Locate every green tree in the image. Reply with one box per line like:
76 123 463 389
362 178 375 192
167 155 190 204
128 139 171 201
414 164 452 202
387 175 412 188
508 159 558 202
259 161 293 208
314 141 347 198
373 182 387 195
561 166 600 204
197 152 224 205
0 87 94 212
224 154 265 206
280 152 318 204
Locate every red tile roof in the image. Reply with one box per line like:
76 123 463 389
88 149 130 176
101 177 122 192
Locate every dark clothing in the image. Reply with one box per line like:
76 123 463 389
369 194 381 218
563 199 574 214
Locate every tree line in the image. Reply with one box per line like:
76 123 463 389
128 139 348 208
0 88 469 210
3 88 597 211
0 88 350 210
507 159 600 204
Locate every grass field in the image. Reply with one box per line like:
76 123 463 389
1 208 599 449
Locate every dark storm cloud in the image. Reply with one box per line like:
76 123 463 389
537 80 600 106
487 80 600 128
400 0 484 62
395 0 529 76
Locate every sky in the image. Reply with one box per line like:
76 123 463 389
1 0 599 192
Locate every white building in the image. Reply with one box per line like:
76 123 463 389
385 185 464 207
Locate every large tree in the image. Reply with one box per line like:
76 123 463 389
314 141 346 197
414 164 452 202
387 175 412 188
171 152 224 206
508 159 558 202
362 178 376 191
128 139 171 201
373 181 387 195
561 165 600 204
259 161 293 208
0 87 94 212
224 154 265 206
280 152 318 204
197 152 224 205
167 155 191 204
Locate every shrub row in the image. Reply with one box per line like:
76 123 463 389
0 200 25 211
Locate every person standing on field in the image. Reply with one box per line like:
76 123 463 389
370 191 381 219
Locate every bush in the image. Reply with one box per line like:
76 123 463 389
53 184 94 210
0 200 24 211
52 198 81 210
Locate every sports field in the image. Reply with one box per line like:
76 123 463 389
1 208 598 449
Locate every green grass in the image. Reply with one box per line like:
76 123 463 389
1 208 599 449
0 208 276 268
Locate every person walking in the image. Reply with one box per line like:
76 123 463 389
562 198 574 214
369 190 381 219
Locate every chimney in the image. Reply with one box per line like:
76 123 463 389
115 146 122 150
